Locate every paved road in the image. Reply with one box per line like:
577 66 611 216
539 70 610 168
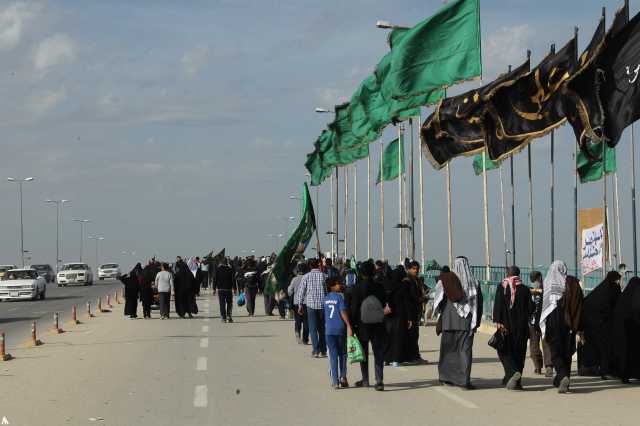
2 292 639 426
0 278 121 340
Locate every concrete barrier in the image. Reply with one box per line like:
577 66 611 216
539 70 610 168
1 331 13 361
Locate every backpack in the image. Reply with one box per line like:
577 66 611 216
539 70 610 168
360 295 384 324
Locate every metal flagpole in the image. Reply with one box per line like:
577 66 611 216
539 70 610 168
500 165 509 267
574 142 579 273
344 165 349 260
334 168 339 261
482 150 491 281
614 172 622 265
403 166 409 259
398 125 404 264
603 140 608 274
330 171 335 259
418 112 426 268
528 145 534 270
367 152 372 260
380 141 386 260
446 163 453 267
510 155 516 265
409 117 416 260
354 163 358 260
550 45 556 264
632 124 638 275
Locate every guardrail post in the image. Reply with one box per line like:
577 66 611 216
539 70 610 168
1 331 13 361
86 301 94 319
31 321 43 346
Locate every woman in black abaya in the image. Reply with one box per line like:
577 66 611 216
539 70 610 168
384 267 410 365
579 271 621 378
612 277 640 383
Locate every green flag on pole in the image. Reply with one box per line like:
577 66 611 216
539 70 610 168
377 137 405 184
265 183 317 295
472 153 501 176
382 0 481 102
576 142 617 183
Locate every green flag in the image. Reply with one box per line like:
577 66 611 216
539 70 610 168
265 183 317 296
377 137 405 184
576 142 616 183
472 153 501 176
382 0 481 102
305 150 332 187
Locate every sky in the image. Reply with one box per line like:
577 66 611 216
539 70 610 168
0 0 637 273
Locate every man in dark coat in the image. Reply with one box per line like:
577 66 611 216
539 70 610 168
215 259 235 323
494 266 533 390
404 261 427 364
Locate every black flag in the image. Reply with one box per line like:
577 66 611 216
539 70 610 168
421 59 530 169
483 38 578 160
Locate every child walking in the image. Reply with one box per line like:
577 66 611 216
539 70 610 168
324 276 353 389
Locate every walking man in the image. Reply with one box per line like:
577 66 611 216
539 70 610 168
155 263 173 319
296 258 327 357
215 258 235 323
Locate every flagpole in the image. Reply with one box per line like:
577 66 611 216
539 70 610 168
367 151 372 260
330 171 335 259
344 165 349 260
631 123 638 275
418 112 426 268
353 163 358 261
409 117 416 260
500 165 508 267
398 124 404 264
334 167 339 261
574 142 579 273
482 150 491 280
603 138 608 274
510 155 516 266
528 145 534 270
551 127 555 264
614 172 622 265
380 140 386 260
403 166 409 259
446 162 453 267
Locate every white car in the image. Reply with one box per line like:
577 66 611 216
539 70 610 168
0 268 46 301
98 263 121 280
57 263 94 286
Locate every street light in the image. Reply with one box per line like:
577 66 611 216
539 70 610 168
45 199 70 271
88 236 104 271
314 107 334 114
7 177 35 266
72 219 91 262
376 20 410 30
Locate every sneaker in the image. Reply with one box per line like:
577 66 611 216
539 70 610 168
374 383 384 391
545 367 554 378
227 318 234 323
311 352 318 358
319 352 327 358
339 378 349 388
558 377 570 394
354 380 369 388
391 362 400 368
506 372 522 390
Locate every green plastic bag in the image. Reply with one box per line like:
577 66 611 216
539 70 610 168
347 335 364 364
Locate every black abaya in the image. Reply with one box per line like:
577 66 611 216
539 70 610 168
612 278 640 382
493 284 533 381
120 275 139 317
384 281 410 363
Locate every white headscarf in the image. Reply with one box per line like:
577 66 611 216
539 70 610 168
540 260 568 337
452 257 480 330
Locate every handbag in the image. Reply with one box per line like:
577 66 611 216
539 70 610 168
236 291 246 307
488 330 506 352
347 336 364 364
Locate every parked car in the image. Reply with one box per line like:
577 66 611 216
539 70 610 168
0 265 17 280
98 263 121 280
57 263 94 286
29 264 56 283
0 268 46 301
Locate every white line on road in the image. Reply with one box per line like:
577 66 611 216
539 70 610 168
200 337 209 348
202 325 209 333
196 356 208 371
193 385 208 408
433 387 478 409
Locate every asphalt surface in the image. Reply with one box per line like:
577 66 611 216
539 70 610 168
2 292 639 426
0 278 121 340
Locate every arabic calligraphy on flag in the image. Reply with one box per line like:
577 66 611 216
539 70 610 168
581 223 604 276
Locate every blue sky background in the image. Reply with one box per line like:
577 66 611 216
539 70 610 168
0 0 637 272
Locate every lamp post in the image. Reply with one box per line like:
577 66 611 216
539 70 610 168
316 107 338 260
88 236 104 271
45 199 70 271
7 177 35 266
72 219 91 262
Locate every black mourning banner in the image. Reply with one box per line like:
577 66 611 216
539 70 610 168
483 38 578 160
420 59 530 169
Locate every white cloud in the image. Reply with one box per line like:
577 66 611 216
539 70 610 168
28 87 66 115
483 25 534 76
0 2 40 50
33 34 77 71
181 46 209 77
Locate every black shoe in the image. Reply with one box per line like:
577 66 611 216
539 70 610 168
339 378 349 388
374 383 384 391
506 372 522 390
463 383 476 390
354 380 369 388
227 318 234 323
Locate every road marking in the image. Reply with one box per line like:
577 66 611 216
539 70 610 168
196 356 208 371
193 385 208 407
202 325 209 333
8 307 18 312
200 337 209 348
433 387 478 409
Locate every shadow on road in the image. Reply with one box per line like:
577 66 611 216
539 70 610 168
0 316 39 324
